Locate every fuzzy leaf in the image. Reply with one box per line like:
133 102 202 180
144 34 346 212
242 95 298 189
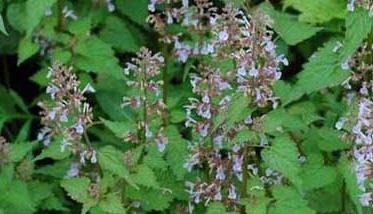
262 136 301 185
261 3 322 45
282 39 350 104
17 38 39 65
98 146 137 188
98 193 126 214
270 186 316 214
340 9 373 60
132 164 160 188
25 0 56 37
73 36 124 80
283 0 346 24
99 17 141 53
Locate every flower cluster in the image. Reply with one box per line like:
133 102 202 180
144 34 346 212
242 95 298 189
38 63 95 162
184 144 244 207
122 47 168 152
336 40 373 206
347 0 373 16
352 98 373 206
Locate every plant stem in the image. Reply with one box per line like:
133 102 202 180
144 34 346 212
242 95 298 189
143 65 148 144
240 146 249 214
161 45 169 127
56 0 64 32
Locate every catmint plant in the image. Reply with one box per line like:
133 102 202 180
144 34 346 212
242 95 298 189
122 47 168 152
38 63 97 169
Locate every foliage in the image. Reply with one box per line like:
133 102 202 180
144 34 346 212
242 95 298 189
0 0 372 213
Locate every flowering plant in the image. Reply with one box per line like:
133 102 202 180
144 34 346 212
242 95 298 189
0 0 372 213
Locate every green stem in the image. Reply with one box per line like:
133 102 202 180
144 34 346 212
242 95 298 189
161 45 169 127
56 0 64 32
143 66 148 144
240 146 249 214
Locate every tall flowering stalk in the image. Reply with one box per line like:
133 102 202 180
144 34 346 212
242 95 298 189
122 47 168 152
336 39 373 206
167 1 287 209
38 63 97 170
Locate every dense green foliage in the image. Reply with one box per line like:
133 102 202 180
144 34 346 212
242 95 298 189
0 0 372 213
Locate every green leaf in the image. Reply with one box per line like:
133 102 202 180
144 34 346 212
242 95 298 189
17 38 39 65
132 164 160 188
34 140 70 161
0 15 8 35
15 121 32 143
261 3 322 45
98 146 137 188
264 108 306 134
143 145 167 170
283 0 346 24
206 202 230 214
98 193 126 214
28 181 54 206
340 9 373 60
25 0 56 37
73 36 124 80
243 177 270 214
99 17 141 53
125 186 173 211
262 136 301 185
41 196 70 212
284 39 350 104
115 0 148 25
270 186 316 214
306 183 342 213
338 155 363 213
315 128 350 152
165 126 188 180
6 3 27 33
300 158 337 191
61 177 97 213
0 180 35 214
101 118 135 138
10 141 36 162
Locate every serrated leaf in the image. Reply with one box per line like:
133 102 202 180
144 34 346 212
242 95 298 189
99 17 141 53
0 180 35 214
243 177 270 214
340 9 373 60
132 164 160 188
98 193 126 214
34 140 70 161
264 108 306 134
165 126 188 180
143 145 167 170
98 146 137 188
261 3 322 45
338 155 363 213
73 36 124 80
17 38 39 65
315 128 350 152
301 161 337 191
25 0 56 37
262 136 301 185
206 202 231 214
125 186 172 211
270 186 316 214
283 0 346 24
115 0 148 25
101 118 135 138
283 39 350 104
10 141 36 162
61 177 92 203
